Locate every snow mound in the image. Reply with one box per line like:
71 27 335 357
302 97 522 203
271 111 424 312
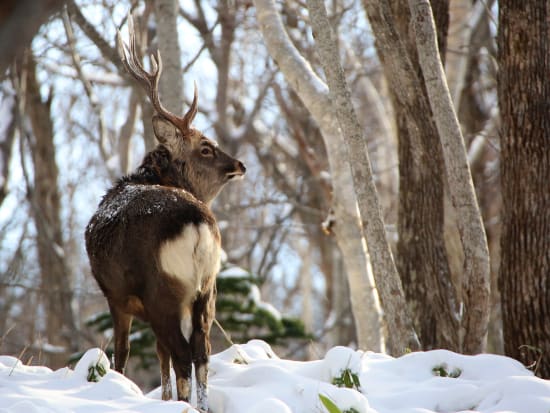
1 341 550 413
0 348 196 413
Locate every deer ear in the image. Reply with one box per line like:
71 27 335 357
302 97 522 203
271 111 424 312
152 115 178 144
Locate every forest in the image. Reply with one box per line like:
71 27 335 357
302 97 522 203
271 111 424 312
0 0 548 397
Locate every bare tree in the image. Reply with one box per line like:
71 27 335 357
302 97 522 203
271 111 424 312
0 0 513 368
0 0 66 75
446 0 501 353
20 54 77 368
361 0 492 353
408 0 490 354
254 0 384 352
362 0 460 351
306 0 419 354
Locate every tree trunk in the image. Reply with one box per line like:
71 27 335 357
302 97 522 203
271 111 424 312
117 89 139 174
307 0 420 354
394 107 459 350
24 55 77 368
498 0 550 378
254 0 384 352
409 0 490 354
0 0 66 74
390 0 459 351
446 0 500 353
363 0 460 351
0 85 16 206
154 0 183 113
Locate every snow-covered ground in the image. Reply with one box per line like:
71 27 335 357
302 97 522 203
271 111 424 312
1 340 549 413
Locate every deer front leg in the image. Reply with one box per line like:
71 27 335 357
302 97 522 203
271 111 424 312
191 290 215 412
156 340 172 400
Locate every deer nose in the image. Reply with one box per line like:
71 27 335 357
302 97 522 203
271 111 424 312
238 161 246 174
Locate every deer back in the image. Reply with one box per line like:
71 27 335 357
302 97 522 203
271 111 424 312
86 180 222 311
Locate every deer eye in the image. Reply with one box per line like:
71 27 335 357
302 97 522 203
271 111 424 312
200 146 213 157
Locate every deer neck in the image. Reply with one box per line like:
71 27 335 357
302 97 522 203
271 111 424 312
128 146 217 207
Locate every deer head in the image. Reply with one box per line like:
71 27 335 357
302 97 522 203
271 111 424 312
116 16 245 204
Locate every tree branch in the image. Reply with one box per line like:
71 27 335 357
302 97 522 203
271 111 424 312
62 10 117 180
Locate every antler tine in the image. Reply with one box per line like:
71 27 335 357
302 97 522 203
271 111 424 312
146 51 190 130
118 15 189 130
181 81 199 130
117 37 153 102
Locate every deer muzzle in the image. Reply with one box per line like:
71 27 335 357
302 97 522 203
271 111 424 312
226 161 246 180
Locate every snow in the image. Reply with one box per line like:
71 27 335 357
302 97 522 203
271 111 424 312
218 264 284 321
1 341 549 413
248 285 282 321
219 266 250 279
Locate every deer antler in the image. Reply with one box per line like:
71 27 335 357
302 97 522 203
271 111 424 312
116 15 198 132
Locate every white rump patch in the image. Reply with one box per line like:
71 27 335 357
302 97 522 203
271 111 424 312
159 223 221 317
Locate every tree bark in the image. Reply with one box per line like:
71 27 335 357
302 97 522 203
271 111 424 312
154 0 184 114
24 55 77 368
254 0 384 352
408 0 491 354
498 0 550 378
0 86 16 206
118 89 139 174
389 0 459 351
306 0 420 354
363 0 460 351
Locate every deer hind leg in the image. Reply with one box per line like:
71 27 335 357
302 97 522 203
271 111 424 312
109 302 133 374
156 340 172 401
152 314 193 402
191 290 216 412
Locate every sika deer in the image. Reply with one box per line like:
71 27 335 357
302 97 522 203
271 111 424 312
85 17 245 411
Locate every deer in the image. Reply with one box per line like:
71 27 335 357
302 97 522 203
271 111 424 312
84 16 245 411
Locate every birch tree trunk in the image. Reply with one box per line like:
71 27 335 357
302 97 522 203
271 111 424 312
306 0 420 355
409 0 490 354
254 0 384 352
154 0 183 113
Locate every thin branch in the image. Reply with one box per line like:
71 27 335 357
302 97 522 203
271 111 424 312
182 42 208 73
65 0 122 73
237 69 276 141
451 0 496 110
62 9 117 180
40 60 124 86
